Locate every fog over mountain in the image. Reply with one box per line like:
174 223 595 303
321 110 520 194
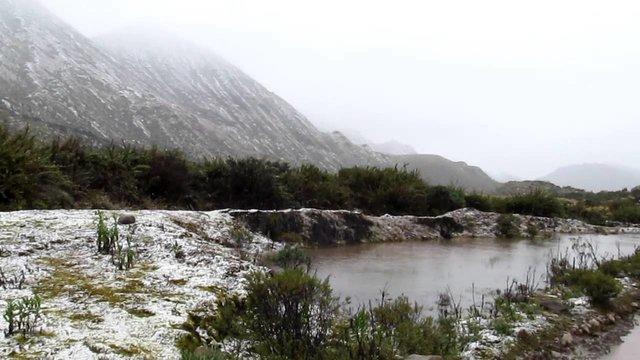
541 163 640 192
40 0 640 180
0 0 386 170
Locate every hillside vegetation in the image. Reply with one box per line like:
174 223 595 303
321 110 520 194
1 125 639 225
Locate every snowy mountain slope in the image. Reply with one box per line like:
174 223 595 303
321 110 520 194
0 0 386 169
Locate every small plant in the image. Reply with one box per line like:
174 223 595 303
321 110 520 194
113 233 135 270
172 241 185 260
526 222 539 239
228 223 252 249
268 246 311 270
96 211 118 255
496 214 521 238
492 318 513 336
0 268 26 290
4 295 42 337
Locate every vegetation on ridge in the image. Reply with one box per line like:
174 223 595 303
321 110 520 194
1 125 639 225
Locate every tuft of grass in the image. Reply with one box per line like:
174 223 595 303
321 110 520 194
108 344 147 357
126 308 155 318
69 312 104 324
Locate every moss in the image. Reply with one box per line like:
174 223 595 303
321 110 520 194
126 308 155 318
196 285 222 293
108 344 147 356
34 258 157 305
169 278 188 286
69 312 104 323
172 218 211 240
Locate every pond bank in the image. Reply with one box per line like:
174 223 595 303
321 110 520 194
229 208 640 245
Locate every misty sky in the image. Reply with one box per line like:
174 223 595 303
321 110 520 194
42 0 640 179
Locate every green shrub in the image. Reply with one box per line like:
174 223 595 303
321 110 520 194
178 269 463 359
180 270 340 359
196 158 290 210
465 193 494 212
503 190 565 218
600 250 640 278
610 203 640 224
137 148 191 204
0 127 72 210
425 186 466 216
557 269 620 306
269 246 311 270
492 318 512 336
283 164 349 209
338 166 429 216
242 270 338 358
496 214 521 238
334 296 461 358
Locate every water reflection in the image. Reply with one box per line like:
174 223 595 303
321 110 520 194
308 234 640 314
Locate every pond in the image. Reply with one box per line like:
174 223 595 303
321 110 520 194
308 234 640 313
602 316 640 360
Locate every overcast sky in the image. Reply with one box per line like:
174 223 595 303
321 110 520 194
42 0 640 179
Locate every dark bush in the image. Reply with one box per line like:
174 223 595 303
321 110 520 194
502 190 565 218
206 270 339 359
196 158 290 210
268 246 311 270
610 203 640 224
334 295 461 358
425 186 466 215
338 166 429 215
137 148 191 204
496 214 521 238
557 269 620 306
0 127 72 210
283 164 349 209
465 193 494 212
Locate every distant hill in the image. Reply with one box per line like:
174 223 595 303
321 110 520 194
541 164 640 192
496 180 585 196
339 130 417 155
391 154 500 192
369 140 417 155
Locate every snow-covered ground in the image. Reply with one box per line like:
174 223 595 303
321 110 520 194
0 210 279 359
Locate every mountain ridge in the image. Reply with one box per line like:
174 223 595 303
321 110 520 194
390 154 500 192
0 0 386 170
540 163 640 192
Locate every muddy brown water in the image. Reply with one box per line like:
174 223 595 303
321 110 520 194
602 316 640 360
307 234 640 313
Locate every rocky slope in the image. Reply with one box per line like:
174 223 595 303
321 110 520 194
0 0 386 170
496 180 586 196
